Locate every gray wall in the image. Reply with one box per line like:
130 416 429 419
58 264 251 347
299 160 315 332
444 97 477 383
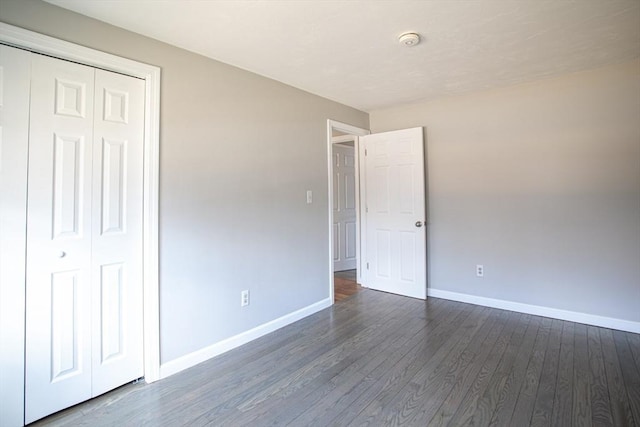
370 60 640 323
1 0 368 363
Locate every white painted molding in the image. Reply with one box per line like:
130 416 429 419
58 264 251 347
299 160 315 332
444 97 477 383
159 298 333 379
428 288 640 334
0 23 162 383
328 119 371 137
326 119 370 303
332 134 356 144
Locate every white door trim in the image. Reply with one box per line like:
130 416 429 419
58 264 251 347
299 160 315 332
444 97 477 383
332 134 357 144
326 120 369 302
0 23 161 387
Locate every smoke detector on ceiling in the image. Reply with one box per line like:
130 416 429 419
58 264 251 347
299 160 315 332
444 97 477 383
398 32 421 47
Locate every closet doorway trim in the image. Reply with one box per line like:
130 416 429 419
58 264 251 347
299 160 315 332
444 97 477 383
0 22 161 383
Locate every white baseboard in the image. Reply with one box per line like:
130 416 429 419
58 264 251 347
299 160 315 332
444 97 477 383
428 288 640 334
159 297 333 379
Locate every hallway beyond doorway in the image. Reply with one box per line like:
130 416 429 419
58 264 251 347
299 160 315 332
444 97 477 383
334 269 362 302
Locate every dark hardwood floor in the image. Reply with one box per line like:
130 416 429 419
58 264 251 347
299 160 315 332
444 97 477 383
33 290 640 426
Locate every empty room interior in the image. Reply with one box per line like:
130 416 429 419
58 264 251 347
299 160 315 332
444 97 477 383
0 0 639 426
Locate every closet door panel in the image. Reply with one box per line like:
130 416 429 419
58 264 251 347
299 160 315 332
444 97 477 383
0 44 31 427
25 54 95 424
91 69 145 396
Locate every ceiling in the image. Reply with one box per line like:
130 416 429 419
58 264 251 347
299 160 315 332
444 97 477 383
45 0 640 112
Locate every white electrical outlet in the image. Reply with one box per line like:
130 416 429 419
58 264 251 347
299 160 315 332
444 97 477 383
306 190 313 204
476 265 484 278
241 290 250 307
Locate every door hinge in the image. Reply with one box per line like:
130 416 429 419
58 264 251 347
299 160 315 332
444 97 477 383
366 262 369 270
366 206 369 213
365 148 368 156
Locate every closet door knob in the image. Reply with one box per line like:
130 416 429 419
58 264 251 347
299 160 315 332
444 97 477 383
58 251 67 258
415 221 423 228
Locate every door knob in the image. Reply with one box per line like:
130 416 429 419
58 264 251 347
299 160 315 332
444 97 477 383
58 251 67 258
415 221 423 228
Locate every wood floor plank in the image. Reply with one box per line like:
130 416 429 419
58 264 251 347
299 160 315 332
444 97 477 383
528 318 563 427
627 332 640 373
551 321 574 427
600 328 635 427
587 325 614 426
614 329 640 425
573 323 593 427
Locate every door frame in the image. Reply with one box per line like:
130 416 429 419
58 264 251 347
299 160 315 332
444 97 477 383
326 120 369 302
0 21 161 390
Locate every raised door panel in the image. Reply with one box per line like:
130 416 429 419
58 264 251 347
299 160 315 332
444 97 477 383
399 232 417 282
332 153 340 212
91 69 144 397
55 78 87 118
101 138 127 235
99 263 125 363
25 53 95 425
52 134 87 239
345 221 357 260
332 223 340 262
397 165 415 215
342 152 356 213
375 230 392 278
372 165 390 214
50 271 84 382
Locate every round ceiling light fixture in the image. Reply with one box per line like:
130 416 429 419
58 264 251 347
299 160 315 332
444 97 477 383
398 32 421 47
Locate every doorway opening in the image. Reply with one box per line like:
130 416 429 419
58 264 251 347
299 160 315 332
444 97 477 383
327 120 369 303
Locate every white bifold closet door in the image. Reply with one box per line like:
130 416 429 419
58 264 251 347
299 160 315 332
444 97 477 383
25 53 145 424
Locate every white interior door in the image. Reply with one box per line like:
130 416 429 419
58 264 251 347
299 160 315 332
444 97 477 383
25 54 144 424
332 143 357 271
362 127 426 299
